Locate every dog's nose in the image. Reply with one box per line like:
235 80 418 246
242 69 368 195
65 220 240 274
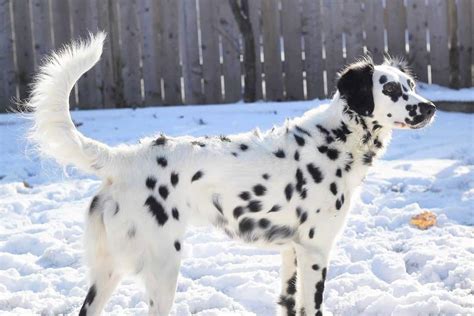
418 102 436 117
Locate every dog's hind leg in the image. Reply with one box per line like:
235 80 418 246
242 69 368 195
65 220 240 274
142 246 182 316
293 245 329 316
80 199 122 316
278 247 298 316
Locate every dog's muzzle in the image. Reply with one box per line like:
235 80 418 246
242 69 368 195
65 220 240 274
408 102 436 129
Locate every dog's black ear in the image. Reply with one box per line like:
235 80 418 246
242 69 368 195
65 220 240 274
337 60 375 116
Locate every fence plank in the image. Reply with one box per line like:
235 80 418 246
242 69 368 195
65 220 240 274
302 0 324 99
181 0 203 104
31 0 53 66
12 0 34 100
428 0 450 86
159 0 182 105
281 0 304 100
385 0 406 58
50 0 71 49
118 0 142 107
406 0 428 82
138 0 162 106
199 0 221 103
343 0 364 63
363 0 384 64
0 0 16 111
261 0 283 101
217 1 241 103
248 0 263 100
457 0 472 87
71 0 103 108
323 0 344 93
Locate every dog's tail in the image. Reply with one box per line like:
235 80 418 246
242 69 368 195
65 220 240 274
27 32 112 176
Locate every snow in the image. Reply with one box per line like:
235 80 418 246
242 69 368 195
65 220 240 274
0 90 473 315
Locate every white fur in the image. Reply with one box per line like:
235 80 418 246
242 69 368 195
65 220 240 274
27 34 435 316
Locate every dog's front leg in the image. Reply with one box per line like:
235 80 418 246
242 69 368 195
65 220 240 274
294 245 328 316
278 247 298 316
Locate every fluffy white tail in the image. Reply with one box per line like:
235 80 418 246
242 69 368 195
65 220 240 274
28 32 111 176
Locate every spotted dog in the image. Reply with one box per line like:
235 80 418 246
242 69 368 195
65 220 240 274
27 33 435 316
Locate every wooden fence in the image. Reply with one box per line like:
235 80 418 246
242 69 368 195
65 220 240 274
0 0 472 112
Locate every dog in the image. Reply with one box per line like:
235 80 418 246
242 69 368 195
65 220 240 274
27 33 435 316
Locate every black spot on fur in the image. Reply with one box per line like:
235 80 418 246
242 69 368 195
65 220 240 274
307 164 323 183
253 184 266 196
158 185 169 200
114 203 119 215
268 205 281 213
287 273 297 295
274 149 286 158
312 264 320 271
233 206 244 219
265 225 295 242
145 196 168 226
146 177 157 190
285 183 294 201
337 60 375 116
315 280 324 309
240 144 248 151
318 145 339 160
239 191 251 201
191 171 203 182
374 137 383 148
295 125 312 137
262 173 270 180
212 195 224 214
172 207 179 220
153 135 167 146
379 75 387 84
219 135 231 142
309 228 314 239
363 151 376 165
174 241 181 251
330 182 338 195
293 134 305 146
239 218 255 233
79 284 97 316
248 200 262 212
294 150 300 161
336 168 342 177
191 140 206 147
258 218 271 229
300 211 308 224
335 199 342 210
170 172 179 187
127 225 136 238
157 157 167 168
89 196 100 214
231 152 238 157
332 121 352 142
295 168 307 198
387 113 392 117
149 299 154 307
278 295 296 316
362 131 372 144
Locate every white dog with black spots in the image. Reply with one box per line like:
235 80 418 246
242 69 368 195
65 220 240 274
27 33 435 316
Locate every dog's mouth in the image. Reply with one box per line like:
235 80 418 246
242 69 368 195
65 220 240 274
395 117 434 129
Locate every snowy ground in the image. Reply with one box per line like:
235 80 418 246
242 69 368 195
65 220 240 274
0 96 473 315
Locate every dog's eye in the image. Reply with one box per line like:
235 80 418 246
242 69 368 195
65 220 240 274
383 82 400 94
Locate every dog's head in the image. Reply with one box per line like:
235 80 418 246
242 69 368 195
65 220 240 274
337 57 436 129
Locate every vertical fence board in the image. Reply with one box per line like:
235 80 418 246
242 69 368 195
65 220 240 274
138 0 162 105
385 0 406 58
343 0 364 63
199 0 221 103
118 0 142 107
364 0 384 63
71 0 102 108
0 0 16 111
281 0 304 100
302 0 324 99
457 0 472 87
181 0 203 104
323 0 344 93
159 0 182 105
50 0 71 49
31 0 53 66
217 1 241 103
262 0 283 100
248 0 263 100
428 0 450 86
406 0 428 82
12 0 34 100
